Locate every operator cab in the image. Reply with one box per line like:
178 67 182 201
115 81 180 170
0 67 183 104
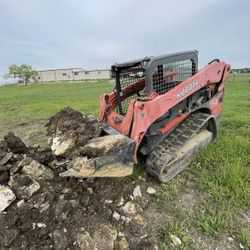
111 50 198 115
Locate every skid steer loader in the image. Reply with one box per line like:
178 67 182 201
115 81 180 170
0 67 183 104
63 50 230 182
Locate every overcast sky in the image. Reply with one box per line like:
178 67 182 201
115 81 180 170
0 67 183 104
0 0 249 81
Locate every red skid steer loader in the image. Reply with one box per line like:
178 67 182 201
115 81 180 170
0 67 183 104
63 50 231 182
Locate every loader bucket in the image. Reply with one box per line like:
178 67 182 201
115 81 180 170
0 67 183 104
59 123 136 178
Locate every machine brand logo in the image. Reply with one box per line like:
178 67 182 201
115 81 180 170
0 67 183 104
176 80 199 99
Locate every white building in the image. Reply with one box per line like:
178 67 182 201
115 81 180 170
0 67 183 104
36 68 111 82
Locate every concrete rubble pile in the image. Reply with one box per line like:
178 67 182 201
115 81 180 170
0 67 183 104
0 107 158 250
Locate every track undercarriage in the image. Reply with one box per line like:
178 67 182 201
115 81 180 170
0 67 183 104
146 112 214 182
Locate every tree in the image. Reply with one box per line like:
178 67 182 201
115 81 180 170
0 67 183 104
4 64 38 86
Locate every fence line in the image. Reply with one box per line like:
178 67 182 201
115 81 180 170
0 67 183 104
228 73 250 83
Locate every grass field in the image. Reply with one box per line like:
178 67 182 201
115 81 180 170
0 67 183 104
0 80 113 143
0 75 250 248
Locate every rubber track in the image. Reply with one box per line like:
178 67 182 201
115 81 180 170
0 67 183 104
146 112 212 182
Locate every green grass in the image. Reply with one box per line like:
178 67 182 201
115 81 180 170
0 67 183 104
239 228 250 249
0 80 113 138
197 202 234 235
160 205 192 249
193 77 250 247
160 221 191 250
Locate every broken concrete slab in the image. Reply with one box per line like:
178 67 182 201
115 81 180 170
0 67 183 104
17 157 33 168
22 160 54 180
9 174 40 200
80 134 126 157
51 135 77 156
60 157 95 178
0 152 14 166
0 185 16 213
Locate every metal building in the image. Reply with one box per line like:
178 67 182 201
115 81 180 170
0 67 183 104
36 68 111 82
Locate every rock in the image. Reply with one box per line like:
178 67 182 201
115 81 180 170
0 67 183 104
121 202 136 216
51 135 77 156
9 174 40 200
0 152 13 166
0 171 9 184
138 175 146 181
60 157 95 178
239 243 244 249
118 231 125 237
117 197 125 207
133 185 142 199
51 159 70 169
77 224 117 250
133 214 146 226
40 203 50 213
87 187 93 194
129 195 134 201
61 188 72 194
17 157 33 167
16 199 25 209
80 134 126 157
227 236 234 242
113 211 121 221
22 160 54 180
37 223 46 228
146 187 156 194
118 237 130 250
4 132 27 154
105 199 113 204
170 235 182 246
0 185 16 213
53 229 69 250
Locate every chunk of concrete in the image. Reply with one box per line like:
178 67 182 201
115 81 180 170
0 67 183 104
0 153 13 166
133 185 142 199
51 135 77 156
60 157 95 178
9 174 40 200
0 185 16 213
22 160 54 180
80 134 126 157
121 201 136 216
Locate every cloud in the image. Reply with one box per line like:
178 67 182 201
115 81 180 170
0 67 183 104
0 0 249 81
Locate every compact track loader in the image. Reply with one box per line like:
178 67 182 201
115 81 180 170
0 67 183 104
63 50 231 182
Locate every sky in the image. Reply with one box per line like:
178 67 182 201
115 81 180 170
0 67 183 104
0 0 249 82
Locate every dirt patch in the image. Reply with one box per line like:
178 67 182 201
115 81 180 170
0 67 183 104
0 108 164 250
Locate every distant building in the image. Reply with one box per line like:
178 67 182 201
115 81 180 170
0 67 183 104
35 68 111 82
